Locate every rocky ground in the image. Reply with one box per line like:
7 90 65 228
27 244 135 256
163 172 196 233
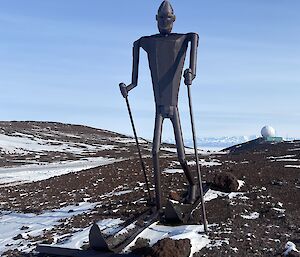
0 121 299 257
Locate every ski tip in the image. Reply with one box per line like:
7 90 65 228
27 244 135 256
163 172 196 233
89 223 112 252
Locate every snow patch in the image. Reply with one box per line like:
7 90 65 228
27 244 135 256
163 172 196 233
241 212 260 220
99 186 133 199
267 155 296 160
287 148 300 152
172 159 221 167
163 168 184 174
284 241 299 256
270 159 300 162
237 180 245 190
285 165 300 168
204 189 245 202
113 137 148 144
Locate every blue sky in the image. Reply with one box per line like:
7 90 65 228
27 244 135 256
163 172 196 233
0 0 299 140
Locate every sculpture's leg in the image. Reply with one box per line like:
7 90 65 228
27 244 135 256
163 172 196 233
171 108 197 204
152 112 164 210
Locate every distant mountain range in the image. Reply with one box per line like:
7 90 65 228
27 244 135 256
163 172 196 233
164 135 259 150
164 135 298 150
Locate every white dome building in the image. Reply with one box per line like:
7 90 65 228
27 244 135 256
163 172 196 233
261 125 276 138
260 125 283 142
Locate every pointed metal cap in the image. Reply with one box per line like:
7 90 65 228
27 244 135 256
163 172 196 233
158 1 174 16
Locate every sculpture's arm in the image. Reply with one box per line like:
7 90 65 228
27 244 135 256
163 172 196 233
184 33 199 86
119 39 140 98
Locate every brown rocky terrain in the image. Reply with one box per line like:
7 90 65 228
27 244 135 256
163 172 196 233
0 121 299 257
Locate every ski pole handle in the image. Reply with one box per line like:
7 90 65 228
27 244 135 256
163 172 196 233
183 68 194 86
119 83 128 98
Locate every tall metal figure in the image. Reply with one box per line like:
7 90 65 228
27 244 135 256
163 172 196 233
120 1 199 210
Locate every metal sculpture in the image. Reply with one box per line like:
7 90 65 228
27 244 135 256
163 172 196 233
119 0 207 227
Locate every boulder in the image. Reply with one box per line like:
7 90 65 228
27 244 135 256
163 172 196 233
212 172 239 192
149 238 191 257
133 238 191 257
168 191 181 202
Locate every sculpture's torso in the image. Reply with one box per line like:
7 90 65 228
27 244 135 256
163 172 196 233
139 33 189 114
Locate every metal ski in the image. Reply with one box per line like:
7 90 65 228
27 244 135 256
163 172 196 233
36 245 139 257
36 208 158 257
89 209 158 253
164 183 210 225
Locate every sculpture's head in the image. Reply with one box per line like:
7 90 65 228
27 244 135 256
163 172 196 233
156 1 176 35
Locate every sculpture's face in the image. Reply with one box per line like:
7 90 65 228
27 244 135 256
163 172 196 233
156 13 175 35
156 1 175 35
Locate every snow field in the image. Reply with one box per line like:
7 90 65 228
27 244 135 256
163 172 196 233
0 202 99 254
0 157 120 186
0 133 114 155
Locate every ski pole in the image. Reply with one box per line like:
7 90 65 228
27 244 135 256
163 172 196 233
120 85 152 203
186 84 208 233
